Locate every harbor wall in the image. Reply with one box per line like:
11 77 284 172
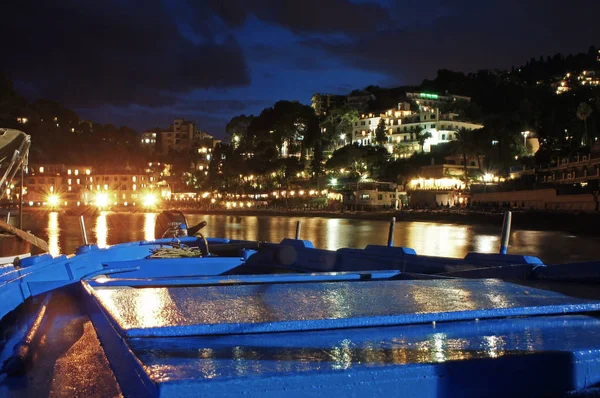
472 189 596 211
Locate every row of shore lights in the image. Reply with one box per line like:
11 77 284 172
40 192 160 208
171 189 330 201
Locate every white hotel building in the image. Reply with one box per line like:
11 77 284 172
351 100 483 155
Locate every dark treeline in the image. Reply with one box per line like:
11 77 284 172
0 74 144 168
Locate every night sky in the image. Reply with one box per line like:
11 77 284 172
2 0 599 138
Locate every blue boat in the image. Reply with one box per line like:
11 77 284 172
0 211 599 397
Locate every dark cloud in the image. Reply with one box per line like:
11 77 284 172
205 0 391 34
0 0 250 108
248 44 326 70
170 99 272 114
304 0 600 84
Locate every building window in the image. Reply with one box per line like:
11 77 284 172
377 194 383 200
441 134 446 140
360 194 370 200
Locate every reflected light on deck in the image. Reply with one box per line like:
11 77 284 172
47 211 60 256
95 212 108 248
144 213 157 241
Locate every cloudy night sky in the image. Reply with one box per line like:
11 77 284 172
2 0 599 138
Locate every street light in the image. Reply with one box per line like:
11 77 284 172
521 131 530 148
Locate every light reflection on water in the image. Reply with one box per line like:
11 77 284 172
144 213 157 242
47 211 60 257
95 211 108 248
22 212 600 263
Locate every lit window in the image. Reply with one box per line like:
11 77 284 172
76 179 80 184
133 184 137 191
74 170 79 176
68 179 72 185
86 169 91 175
132 176 137 182
39 167 44 173
68 169 72 175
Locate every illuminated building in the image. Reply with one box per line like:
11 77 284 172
537 143 600 185
341 182 406 210
26 164 93 206
140 131 158 153
350 101 483 154
406 92 471 108
406 156 481 207
155 119 219 156
25 163 170 207
578 70 600 87
82 171 169 207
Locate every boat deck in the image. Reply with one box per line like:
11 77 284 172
81 275 600 397
0 289 122 397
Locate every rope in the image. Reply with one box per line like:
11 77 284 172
148 246 204 258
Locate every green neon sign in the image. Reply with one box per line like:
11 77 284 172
419 93 439 99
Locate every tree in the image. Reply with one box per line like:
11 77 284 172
326 144 388 181
226 115 254 149
414 126 432 153
375 118 387 146
453 128 473 188
320 106 359 150
393 142 415 158
577 102 593 147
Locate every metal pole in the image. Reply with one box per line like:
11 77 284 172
6 212 10 224
387 217 396 247
295 221 301 240
79 216 89 245
499 211 512 255
19 165 23 229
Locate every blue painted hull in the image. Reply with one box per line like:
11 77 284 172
1 235 600 397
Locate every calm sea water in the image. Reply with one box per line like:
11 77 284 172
20 211 600 264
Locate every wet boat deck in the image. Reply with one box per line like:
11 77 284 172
81 276 600 397
0 290 122 397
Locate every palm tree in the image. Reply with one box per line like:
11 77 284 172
470 128 489 172
414 126 432 153
577 102 593 147
453 128 473 188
